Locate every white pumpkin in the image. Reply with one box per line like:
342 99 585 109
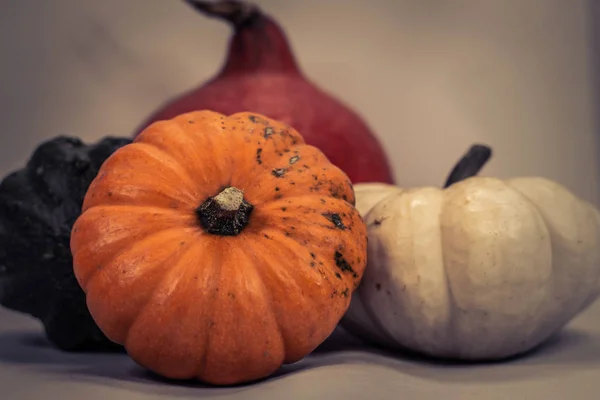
342 145 600 360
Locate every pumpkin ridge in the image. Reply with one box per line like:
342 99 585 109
78 204 196 222
437 214 460 356
253 198 366 286
435 193 460 354
71 202 197 248
239 170 354 206
242 231 316 363
246 228 350 362
87 192 199 212
121 238 200 346
439 178 554 357
250 228 333 287
193 237 226 379
505 179 600 330
258 195 358 215
199 244 286 382
83 228 199 344
260 194 353 208
82 145 199 211
258 212 359 255
83 176 199 212
74 225 198 290
241 242 287 362
124 142 200 198
142 117 237 199
359 188 455 354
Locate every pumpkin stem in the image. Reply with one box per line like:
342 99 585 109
443 144 493 188
184 0 261 28
196 186 254 236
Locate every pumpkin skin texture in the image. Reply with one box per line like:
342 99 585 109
71 110 367 385
0 136 130 352
342 145 600 361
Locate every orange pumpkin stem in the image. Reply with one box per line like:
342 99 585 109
196 186 254 236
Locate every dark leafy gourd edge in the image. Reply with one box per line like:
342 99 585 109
0 135 131 352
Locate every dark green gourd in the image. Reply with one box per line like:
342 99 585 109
0 136 131 351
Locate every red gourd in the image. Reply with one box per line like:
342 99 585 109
134 0 394 184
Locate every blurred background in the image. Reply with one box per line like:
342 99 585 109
1 0 598 204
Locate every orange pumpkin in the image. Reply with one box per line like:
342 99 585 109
70 110 367 385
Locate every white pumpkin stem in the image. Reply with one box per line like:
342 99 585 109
443 144 493 188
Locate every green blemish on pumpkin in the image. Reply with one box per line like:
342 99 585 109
272 168 286 178
334 250 358 278
322 212 346 230
256 148 263 164
249 115 268 124
264 127 275 138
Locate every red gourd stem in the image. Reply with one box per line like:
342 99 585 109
443 144 493 188
184 0 302 76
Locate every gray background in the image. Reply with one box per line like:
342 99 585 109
1 0 599 398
